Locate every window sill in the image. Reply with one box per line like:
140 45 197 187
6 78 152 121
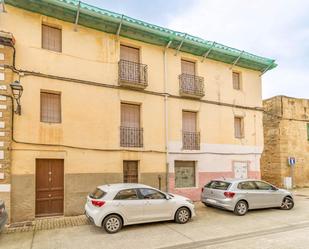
40 121 62 125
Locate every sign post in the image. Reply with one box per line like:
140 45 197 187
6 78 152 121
288 157 296 189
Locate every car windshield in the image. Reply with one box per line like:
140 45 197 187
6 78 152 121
205 181 231 190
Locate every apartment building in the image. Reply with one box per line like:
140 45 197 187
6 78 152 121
261 96 309 188
0 0 276 222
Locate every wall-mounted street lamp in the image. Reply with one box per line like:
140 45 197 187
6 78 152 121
10 80 23 115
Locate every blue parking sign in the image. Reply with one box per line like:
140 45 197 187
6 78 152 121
288 157 296 166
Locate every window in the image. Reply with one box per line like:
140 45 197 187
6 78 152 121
183 111 197 132
182 111 199 150
175 161 196 188
233 72 241 90
123 161 138 183
234 116 244 138
120 104 142 147
139 188 165 199
121 103 140 128
238 181 257 190
42 24 62 52
255 181 274 190
206 181 231 190
120 45 139 63
89 188 106 199
181 59 195 75
40 91 61 123
114 189 138 200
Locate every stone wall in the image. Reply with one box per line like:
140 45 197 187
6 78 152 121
261 96 309 187
0 31 14 221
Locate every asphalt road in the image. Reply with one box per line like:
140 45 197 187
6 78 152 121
1 189 309 249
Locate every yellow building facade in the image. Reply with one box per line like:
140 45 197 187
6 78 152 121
0 0 276 222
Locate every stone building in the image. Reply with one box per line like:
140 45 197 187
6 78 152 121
0 0 275 222
261 96 309 188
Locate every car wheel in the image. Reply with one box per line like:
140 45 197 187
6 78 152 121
175 207 190 224
234 200 248 216
103 214 123 233
281 197 294 210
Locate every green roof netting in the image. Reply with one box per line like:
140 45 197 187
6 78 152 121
5 0 277 72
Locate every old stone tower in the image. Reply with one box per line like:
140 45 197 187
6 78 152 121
261 96 309 188
0 31 15 220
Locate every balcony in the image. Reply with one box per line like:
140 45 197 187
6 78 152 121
118 60 148 89
182 131 200 150
179 74 205 98
120 126 143 148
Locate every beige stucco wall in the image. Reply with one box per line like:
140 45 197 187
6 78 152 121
0 5 265 221
0 5 264 152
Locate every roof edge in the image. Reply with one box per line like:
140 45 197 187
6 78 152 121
4 0 277 72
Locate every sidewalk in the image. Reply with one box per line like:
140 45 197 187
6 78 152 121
1 193 309 249
3 215 90 234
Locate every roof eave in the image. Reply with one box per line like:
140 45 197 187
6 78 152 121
5 0 277 72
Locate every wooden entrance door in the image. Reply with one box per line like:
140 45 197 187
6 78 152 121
36 159 64 217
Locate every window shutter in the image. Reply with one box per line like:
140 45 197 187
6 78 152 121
42 24 62 52
307 123 309 140
121 103 140 128
40 92 61 123
181 60 195 75
233 72 240 90
182 111 197 132
234 117 244 138
120 45 139 62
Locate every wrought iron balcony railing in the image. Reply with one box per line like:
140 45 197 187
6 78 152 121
182 131 200 150
179 73 205 98
120 126 143 148
118 60 148 89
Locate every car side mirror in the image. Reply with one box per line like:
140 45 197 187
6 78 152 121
271 186 278 191
165 195 172 200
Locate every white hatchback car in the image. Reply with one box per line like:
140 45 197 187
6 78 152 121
85 183 195 233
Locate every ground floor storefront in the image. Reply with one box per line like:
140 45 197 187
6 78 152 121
168 143 262 200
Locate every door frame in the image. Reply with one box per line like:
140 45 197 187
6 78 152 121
35 158 65 217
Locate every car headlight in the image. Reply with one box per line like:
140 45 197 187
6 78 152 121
186 199 193 204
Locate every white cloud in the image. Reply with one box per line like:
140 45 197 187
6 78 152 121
167 0 309 99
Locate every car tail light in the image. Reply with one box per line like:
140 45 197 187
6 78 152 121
201 187 204 193
224 192 235 199
91 200 105 207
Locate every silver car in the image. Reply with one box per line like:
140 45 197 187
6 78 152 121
201 179 294 215
85 183 195 233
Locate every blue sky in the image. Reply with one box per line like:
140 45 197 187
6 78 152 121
85 0 309 99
